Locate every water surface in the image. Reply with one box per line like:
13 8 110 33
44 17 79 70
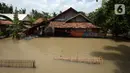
0 38 130 73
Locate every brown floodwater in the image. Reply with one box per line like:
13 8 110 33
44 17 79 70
0 37 130 73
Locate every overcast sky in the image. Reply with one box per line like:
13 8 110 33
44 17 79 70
0 0 102 14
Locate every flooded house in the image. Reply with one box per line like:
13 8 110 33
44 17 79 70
0 14 30 29
24 18 48 36
0 15 13 37
0 14 30 36
0 18 12 32
49 7 100 37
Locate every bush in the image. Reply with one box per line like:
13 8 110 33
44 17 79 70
0 31 4 36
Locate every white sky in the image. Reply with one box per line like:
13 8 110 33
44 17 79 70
0 0 102 14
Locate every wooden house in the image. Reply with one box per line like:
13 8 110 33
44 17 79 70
49 7 100 37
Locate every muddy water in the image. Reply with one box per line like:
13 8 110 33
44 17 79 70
0 38 130 73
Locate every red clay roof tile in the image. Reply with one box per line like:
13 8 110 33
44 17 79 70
0 20 13 25
49 21 100 28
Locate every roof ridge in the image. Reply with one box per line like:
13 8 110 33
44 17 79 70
65 13 92 23
49 7 78 21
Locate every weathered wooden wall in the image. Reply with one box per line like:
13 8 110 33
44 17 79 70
54 10 77 21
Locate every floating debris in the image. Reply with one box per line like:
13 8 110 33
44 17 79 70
24 35 38 40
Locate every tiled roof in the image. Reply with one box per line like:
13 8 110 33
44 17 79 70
49 21 100 28
49 7 78 21
0 20 13 25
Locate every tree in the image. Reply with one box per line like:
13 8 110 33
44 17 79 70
28 15 36 26
42 11 51 19
88 0 130 37
9 8 23 39
30 9 44 19
18 8 26 14
105 0 130 37
0 3 13 13
60 11 62 14
0 2 26 14
52 12 57 17
30 9 52 20
9 5 13 13
88 7 109 35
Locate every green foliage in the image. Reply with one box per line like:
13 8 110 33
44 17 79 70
42 11 52 19
0 2 26 14
30 9 52 20
28 15 36 26
60 11 62 14
53 12 57 17
0 32 4 36
18 8 26 14
9 8 23 39
30 9 43 19
88 0 130 37
0 3 13 13
29 9 52 23
29 15 36 23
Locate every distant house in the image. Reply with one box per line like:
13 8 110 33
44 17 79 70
0 14 30 36
49 7 100 37
0 15 12 34
0 20 12 32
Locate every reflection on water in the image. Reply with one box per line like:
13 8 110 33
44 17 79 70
0 38 129 73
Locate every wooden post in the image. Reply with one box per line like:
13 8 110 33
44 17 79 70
76 52 78 62
33 61 36 68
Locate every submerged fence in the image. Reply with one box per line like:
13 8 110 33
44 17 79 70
0 60 36 68
54 56 103 64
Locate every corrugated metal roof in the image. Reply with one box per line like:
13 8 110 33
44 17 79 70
0 17 6 20
0 14 29 21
